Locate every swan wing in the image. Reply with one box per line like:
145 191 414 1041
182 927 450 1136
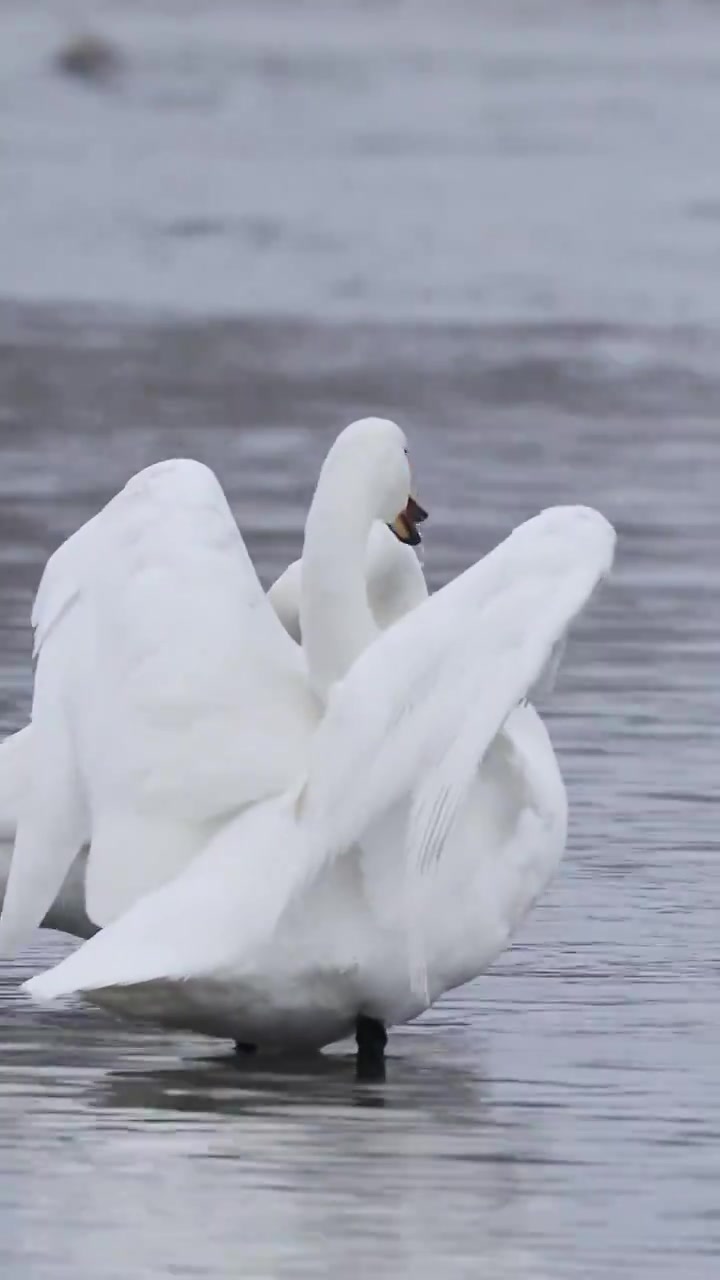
79 461 313 813
405 566 601 878
0 459 315 950
301 505 615 878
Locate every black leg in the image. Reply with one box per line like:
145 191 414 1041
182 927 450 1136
234 1041 258 1057
355 1015 387 1082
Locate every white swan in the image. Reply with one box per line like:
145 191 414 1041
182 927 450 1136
26 503 615 1073
0 418 426 957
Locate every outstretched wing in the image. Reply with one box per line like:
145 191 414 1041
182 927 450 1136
80 461 314 821
0 460 315 953
300 505 615 882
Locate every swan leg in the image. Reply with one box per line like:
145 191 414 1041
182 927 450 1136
233 1041 258 1057
355 1014 387 1082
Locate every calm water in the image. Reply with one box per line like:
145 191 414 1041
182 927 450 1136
1 2 720 1278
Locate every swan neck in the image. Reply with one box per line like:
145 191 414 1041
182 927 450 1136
300 477 377 701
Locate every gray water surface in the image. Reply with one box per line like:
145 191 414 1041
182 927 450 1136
1 1 720 1277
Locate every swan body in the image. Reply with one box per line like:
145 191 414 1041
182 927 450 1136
0 419 422 955
26 504 614 1049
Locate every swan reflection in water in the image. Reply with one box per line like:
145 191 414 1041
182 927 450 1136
75 1024 555 1280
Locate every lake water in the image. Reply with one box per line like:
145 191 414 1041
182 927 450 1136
1 2 720 1278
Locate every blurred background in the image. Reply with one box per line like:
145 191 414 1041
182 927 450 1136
1 3 720 1278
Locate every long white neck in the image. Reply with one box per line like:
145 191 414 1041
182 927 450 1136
300 460 379 701
268 524 427 652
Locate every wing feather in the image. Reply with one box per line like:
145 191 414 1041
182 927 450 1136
301 505 615 878
0 604 90 955
1 459 316 947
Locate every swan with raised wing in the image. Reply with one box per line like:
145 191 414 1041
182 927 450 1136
26 494 614 1078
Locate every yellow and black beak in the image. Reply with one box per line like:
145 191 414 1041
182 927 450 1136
388 495 429 546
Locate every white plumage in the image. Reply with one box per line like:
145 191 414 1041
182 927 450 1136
25 503 614 1049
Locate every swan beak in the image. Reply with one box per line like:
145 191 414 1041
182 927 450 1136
388 496 428 546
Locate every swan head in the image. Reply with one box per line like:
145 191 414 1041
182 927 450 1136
330 417 427 546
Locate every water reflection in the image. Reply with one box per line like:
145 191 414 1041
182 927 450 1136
4 984 556 1279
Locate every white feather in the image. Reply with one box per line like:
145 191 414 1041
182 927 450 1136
0 459 316 952
26 505 614 1027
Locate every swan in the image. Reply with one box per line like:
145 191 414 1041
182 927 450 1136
0 418 426 957
25 502 615 1078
